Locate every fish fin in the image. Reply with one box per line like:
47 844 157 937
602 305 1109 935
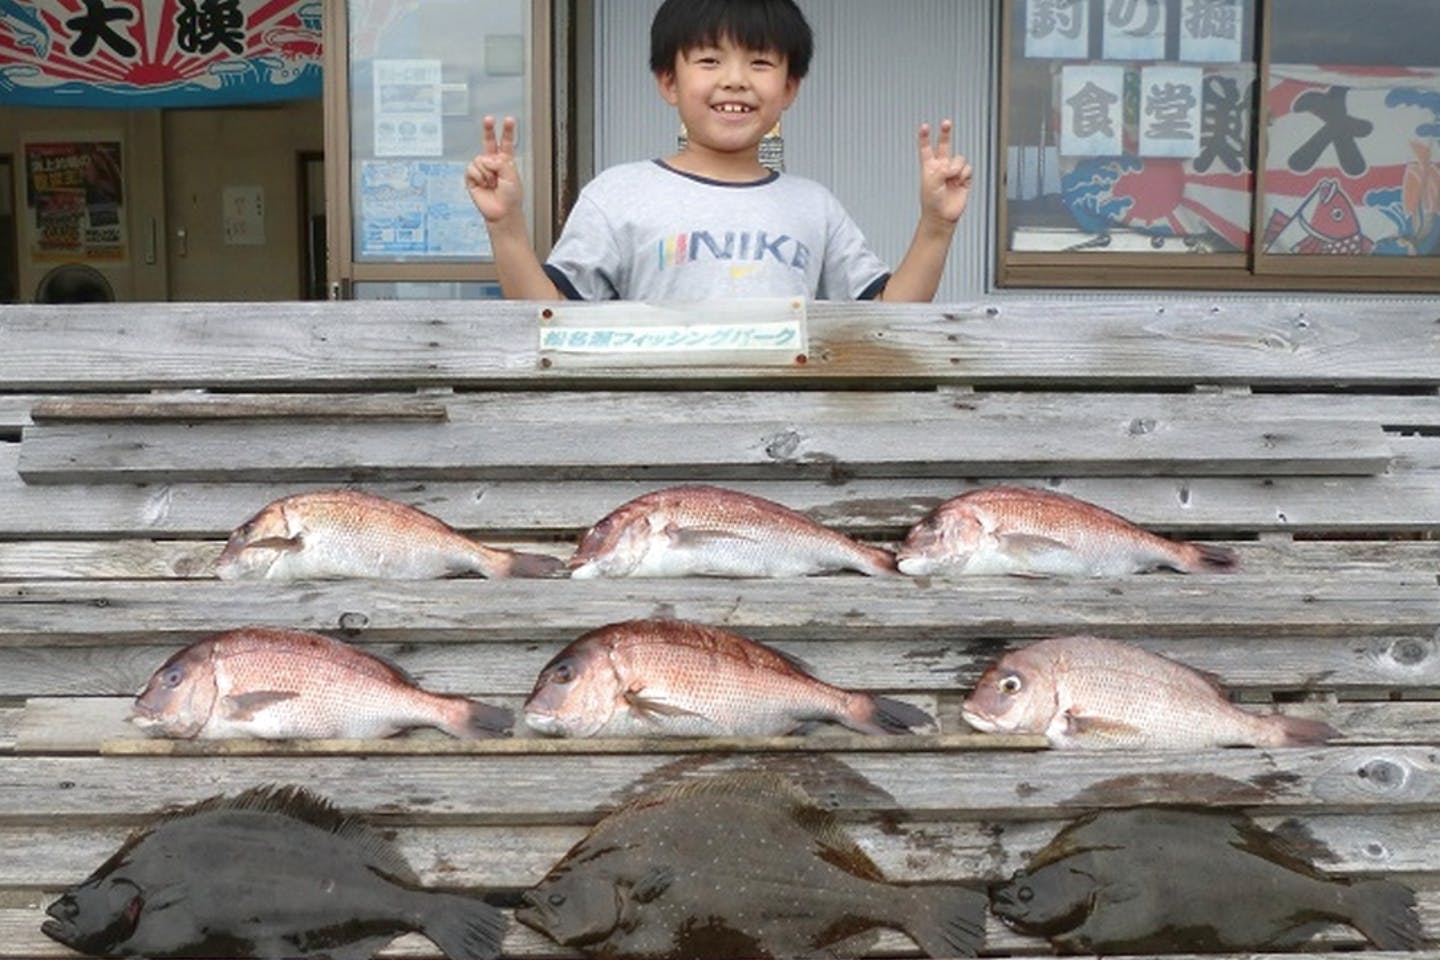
244 535 304 552
844 695 935 735
667 525 758 547
163 785 425 886
1343 877 1426 950
221 689 300 720
419 892 507 960
1266 714 1339 746
1064 711 1143 742
996 532 1072 563
449 698 515 739
623 690 707 721
897 883 989 958
1183 541 1239 573
492 552 564 581
631 865 674 903
323 938 399 960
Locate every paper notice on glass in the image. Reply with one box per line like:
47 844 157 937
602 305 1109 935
373 59 443 157
1179 0 1244 63
1139 65 1203 157
1060 65 1126 157
1023 0 1088 59
538 299 808 369
222 186 265 245
1102 0 1166 61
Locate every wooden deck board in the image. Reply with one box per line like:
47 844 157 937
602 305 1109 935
0 576 1435 649
16 416 1395 484
0 746 1435 819
0 631 1434 699
4 441 1437 538
4 299 1440 389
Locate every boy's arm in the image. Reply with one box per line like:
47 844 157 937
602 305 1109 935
466 116 562 300
878 120 973 302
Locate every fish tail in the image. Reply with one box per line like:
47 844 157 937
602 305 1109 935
897 882 988 957
1181 541 1239 573
858 544 900 576
420 891 508 960
440 696 515 739
474 545 567 579
1259 713 1339 747
1343 877 1425 950
844 693 935 735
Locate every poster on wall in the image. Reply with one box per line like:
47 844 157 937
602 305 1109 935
24 140 127 262
0 0 321 109
358 160 491 259
1263 64 1440 257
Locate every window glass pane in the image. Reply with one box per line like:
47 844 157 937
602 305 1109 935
1261 0 1440 259
347 0 531 263
1005 0 1256 254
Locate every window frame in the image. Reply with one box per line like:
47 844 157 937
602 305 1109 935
994 0 1440 293
323 0 553 296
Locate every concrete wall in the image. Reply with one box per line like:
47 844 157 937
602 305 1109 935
0 99 322 303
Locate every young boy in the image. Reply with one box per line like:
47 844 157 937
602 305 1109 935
466 0 972 301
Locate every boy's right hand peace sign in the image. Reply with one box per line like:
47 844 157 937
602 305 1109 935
466 115 523 225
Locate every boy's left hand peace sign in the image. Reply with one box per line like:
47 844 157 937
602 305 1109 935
917 119 973 225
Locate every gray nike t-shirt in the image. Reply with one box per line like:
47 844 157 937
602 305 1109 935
543 160 890 301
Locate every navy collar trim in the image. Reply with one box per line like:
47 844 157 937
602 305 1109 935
652 159 780 188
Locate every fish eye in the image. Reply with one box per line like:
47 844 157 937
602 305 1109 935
551 661 575 684
1018 886 1033 902
548 892 566 906
998 673 1023 695
162 666 185 688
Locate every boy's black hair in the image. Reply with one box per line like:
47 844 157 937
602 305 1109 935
649 0 814 79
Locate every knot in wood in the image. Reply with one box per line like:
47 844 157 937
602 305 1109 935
1388 637 1432 667
1127 417 1156 436
763 429 802 460
1357 758 1406 790
337 611 370 633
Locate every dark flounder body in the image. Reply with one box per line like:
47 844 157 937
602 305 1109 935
41 784 504 959
989 807 1425 953
517 772 986 959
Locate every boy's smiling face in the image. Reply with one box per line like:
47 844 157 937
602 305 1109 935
656 35 799 178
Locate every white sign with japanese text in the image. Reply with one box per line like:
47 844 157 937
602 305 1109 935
1060 65 1126 157
537 299 808 368
1023 0 1089 59
1139 65 1204 157
1102 0 1166 61
1179 0 1244 63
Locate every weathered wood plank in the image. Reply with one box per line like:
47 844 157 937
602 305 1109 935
0 577 1433 647
27 393 449 422
3 537 1437 582
0 632 1433 700
3 299 1439 388
4 441 1436 538
0 747 1436 820
16 417 1395 484
14 389 1440 428
15 697 1440 755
